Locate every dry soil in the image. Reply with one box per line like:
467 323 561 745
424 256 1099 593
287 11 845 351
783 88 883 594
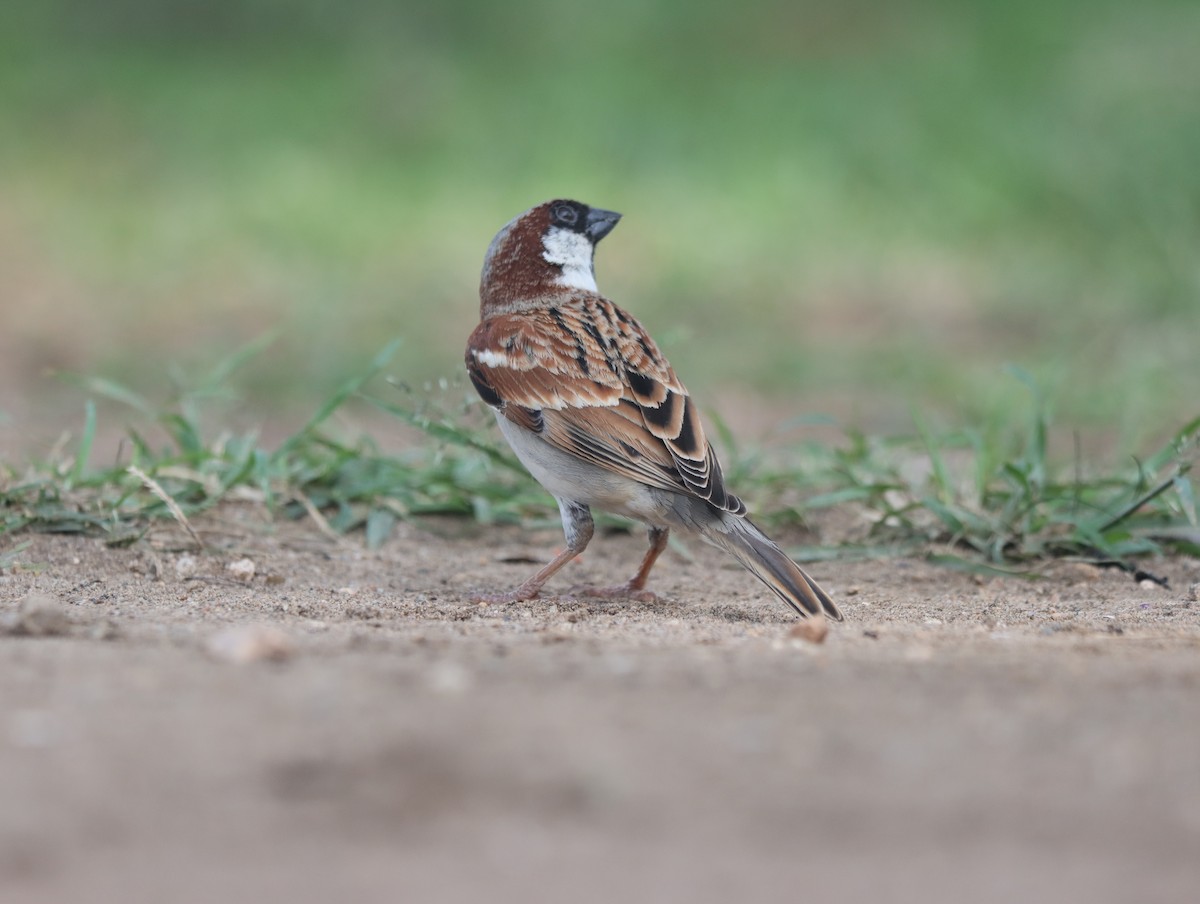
2 510 1199 904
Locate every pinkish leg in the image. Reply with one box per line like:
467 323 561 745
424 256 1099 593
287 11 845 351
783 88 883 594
570 527 669 602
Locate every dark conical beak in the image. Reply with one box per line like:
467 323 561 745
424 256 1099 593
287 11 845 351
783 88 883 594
585 207 621 242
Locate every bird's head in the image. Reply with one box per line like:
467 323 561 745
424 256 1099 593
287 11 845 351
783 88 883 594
479 199 621 314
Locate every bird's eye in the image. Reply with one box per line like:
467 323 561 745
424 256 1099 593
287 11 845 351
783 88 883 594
553 204 578 226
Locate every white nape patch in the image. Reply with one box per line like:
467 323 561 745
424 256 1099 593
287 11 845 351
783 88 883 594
541 226 598 292
471 347 512 368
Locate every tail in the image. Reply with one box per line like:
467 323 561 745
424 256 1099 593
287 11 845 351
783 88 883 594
707 517 843 622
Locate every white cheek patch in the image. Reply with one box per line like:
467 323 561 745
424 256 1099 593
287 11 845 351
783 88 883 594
541 226 598 292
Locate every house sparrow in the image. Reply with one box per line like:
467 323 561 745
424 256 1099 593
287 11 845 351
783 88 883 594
465 199 841 626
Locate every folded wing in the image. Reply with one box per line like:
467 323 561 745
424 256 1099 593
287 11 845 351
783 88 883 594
466 297 745 516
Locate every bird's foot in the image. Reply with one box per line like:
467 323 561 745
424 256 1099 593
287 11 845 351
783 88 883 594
568 582 664 603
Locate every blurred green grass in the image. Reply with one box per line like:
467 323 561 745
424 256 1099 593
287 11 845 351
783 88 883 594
1 0 1197 452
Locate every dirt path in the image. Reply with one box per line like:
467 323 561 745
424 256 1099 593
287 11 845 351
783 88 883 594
2 513 1199 903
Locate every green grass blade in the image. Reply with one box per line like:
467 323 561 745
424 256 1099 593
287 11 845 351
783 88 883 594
362 394 527 473
1142 414 1200 472
1093 472 1180 533
275 338 402 457
365 508 396 549
1175 475 1198 527
911 409 953 501
197 331 280 394
59 374 154 416
71 401 97 485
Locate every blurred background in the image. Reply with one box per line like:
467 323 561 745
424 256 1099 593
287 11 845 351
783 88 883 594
1 0 1197 458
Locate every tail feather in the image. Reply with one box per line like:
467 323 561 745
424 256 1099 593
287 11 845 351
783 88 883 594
708 518 843 621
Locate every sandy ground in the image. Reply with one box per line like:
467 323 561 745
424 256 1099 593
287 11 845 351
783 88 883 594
2 510 1199 904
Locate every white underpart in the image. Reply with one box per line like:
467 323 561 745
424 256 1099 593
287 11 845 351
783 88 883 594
541 226 598 292
495 413 661 522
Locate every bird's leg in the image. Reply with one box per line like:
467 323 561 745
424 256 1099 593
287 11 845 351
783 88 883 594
571 526 669 603
472 500 593 604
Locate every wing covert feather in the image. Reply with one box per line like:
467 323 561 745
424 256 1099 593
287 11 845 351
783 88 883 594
466 298 744 515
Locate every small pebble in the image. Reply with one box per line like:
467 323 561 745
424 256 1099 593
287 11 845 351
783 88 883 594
175 555 198 578
226 558 256 582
